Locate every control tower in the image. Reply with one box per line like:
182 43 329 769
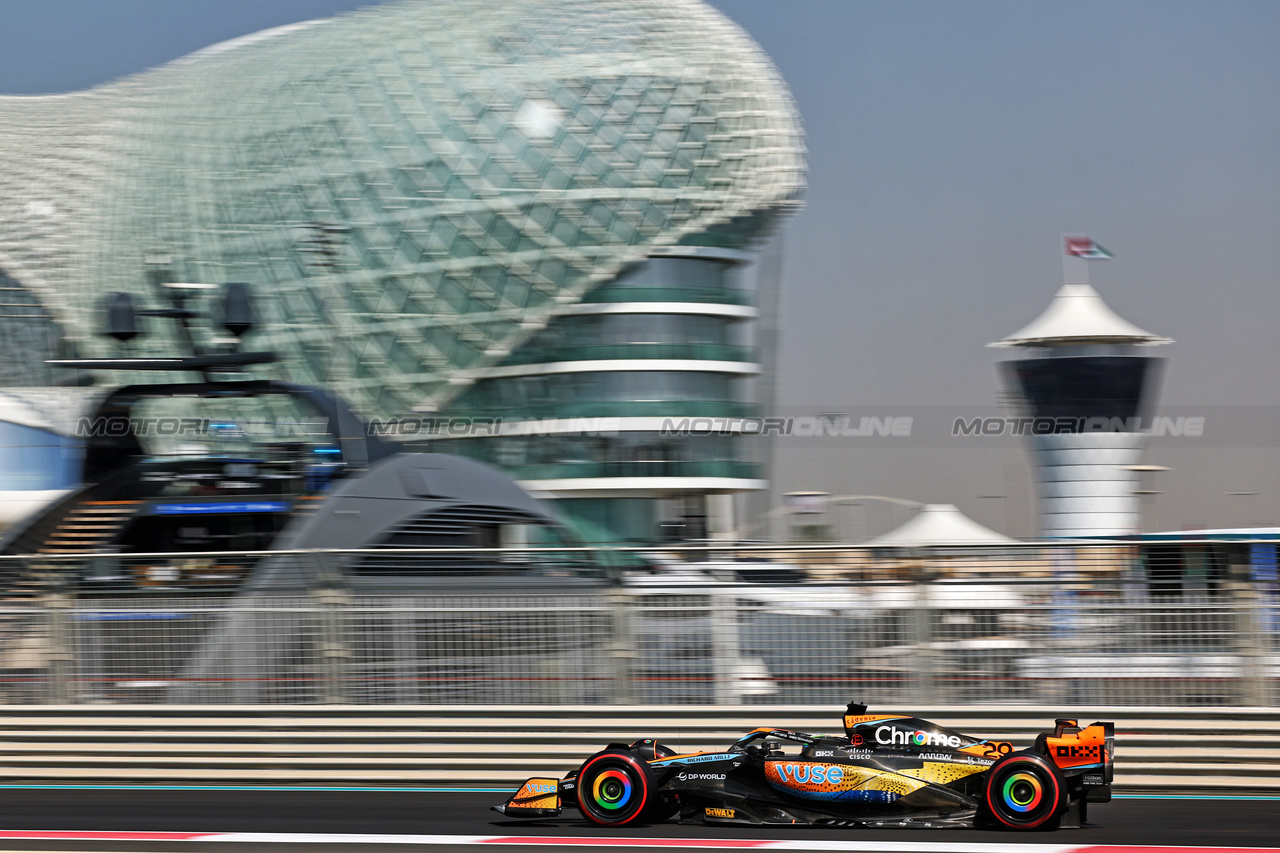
990 238 1172 538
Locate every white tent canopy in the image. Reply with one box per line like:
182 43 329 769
863 504 1018 548
989 283 1172 348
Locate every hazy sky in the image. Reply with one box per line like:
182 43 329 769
2 0 1278 535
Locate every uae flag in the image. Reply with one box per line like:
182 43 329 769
1064 236 1114 259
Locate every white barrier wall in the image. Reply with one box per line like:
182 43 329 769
0 705 1272 793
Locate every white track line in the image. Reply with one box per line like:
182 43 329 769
0 832 1275 853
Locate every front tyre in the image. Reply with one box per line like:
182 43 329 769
983 751 1066 831
575 751 653 826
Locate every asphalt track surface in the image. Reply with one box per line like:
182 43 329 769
0 789 1275 851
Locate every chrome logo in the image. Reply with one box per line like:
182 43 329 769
875 726 962 748
592 769 633 810
1001 772 1044 812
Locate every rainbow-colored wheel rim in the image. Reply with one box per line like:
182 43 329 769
591 768 633 811
1001 772 1043 812
577 753 650 826
986 754 1061 830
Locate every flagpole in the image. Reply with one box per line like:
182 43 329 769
1062 233 1089 286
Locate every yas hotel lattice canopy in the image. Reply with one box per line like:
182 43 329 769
0 0 806 541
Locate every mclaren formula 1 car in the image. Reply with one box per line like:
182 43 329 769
494 703 1113 831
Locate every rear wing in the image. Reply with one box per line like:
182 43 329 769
1041 719 1115 801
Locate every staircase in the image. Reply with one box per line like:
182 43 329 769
2 501 143 600
39 501 141 555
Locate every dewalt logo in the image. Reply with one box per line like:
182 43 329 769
705 807 736 819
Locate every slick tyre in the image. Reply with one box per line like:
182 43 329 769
575 750 654 826
983 750 1066 831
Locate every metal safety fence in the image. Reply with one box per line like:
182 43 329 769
0 541 1276 706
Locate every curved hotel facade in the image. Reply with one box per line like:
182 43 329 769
0 0 806 541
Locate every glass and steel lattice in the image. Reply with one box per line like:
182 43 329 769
0 0 805 542
0 0 806 418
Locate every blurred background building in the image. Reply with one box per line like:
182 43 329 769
0 0 806 542
992 249 1172 538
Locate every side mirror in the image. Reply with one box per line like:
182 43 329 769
104 292 138 341
222 282 254 338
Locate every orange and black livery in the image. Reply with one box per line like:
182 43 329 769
494 701 1114 831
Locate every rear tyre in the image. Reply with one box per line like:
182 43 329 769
983 751 1066 831
576 750 653 826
